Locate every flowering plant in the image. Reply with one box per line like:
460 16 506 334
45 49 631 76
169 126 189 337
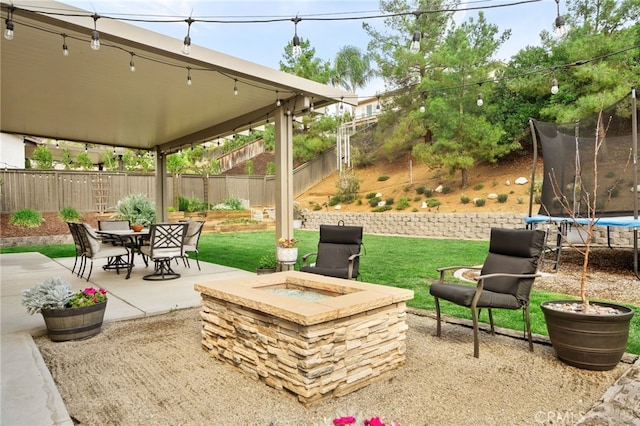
277 237 299 248
22 277 107 314
333 416 399 426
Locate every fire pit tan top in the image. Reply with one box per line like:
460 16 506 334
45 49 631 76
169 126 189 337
194 271 414 326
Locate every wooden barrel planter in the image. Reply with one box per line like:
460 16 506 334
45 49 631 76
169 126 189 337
41 301 107 342
541 300 634 371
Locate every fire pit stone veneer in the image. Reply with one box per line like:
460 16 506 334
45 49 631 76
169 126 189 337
194 271 414 406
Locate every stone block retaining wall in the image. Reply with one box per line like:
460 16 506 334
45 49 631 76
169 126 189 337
303 212 637 247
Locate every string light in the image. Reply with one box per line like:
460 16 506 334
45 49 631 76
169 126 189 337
187 67 192 86
419 104 425 113
376 95 381 110
275 90 281 106
56 142 60 149
291 16 302 58
310 96 314 112
90 14 100 50
409 11 422 54
233 79 238 95
551 78 559 94
4 6 14 40
339 96 344 111
62 33 69 56
129 52 136 72
182 17 194 55
554 0 566 36
476 83 484 106
84 144 88 153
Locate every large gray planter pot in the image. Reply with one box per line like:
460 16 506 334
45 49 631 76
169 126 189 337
541 300 634 371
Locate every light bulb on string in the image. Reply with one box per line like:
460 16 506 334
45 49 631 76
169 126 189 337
182 17 194 55
187 67 192 86
275 91 281 106
551 78 559 94
554 0 566 37
419 104 425 113
291 16 302 58
62 34 69 56
476 93 484 107
90 14 100 50
129 52 136 72
84 144 88 153
233 79 238 96
4 6 14 40
310 96 314 112
409 11 422 54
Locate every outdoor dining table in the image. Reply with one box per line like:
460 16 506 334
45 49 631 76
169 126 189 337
96 228 150 279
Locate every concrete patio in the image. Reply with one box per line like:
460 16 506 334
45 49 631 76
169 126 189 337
0 251 253 425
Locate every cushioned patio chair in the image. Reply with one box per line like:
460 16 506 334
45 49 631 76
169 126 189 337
429 227 545 358
140 223 188 281
98 220 130 244
77 223 130 281
301 223 364 279
180 220 205 270
67 222 85 276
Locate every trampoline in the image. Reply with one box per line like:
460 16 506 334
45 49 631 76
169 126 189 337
524 89 640 278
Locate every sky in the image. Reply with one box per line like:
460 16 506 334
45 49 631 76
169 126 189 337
61 0 567 97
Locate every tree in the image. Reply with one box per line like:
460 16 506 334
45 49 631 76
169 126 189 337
61 148 74 170
412 12 513 188
280 38 332 84
32 145 53 169
333 45 375 94
75 152 94 170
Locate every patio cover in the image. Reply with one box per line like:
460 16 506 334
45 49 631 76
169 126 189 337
0 0 354 240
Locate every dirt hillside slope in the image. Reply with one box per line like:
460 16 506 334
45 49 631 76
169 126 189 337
296 154 542 215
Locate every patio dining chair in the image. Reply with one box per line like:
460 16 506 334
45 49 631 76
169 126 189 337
67 222 85 276
180 220 205 270
140 223 188 280
301 222 364 279
429 227 545 358
77 223 130 281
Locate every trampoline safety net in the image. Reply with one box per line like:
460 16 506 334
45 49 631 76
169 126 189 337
531 92 639 218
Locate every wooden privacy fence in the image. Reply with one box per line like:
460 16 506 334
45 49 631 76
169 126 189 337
0 148 337 213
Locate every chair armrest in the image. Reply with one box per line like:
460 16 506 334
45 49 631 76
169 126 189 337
347 253 362 261
302 252 318 267
436 265 481 282
475 272 541 281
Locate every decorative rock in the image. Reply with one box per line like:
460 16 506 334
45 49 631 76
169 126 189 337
505 180 510 186
375 193 382 198
421 202 427 209
377 201 386 207
515 177 528 185
487 193 498 199
434 185 443 193
334 205 342 210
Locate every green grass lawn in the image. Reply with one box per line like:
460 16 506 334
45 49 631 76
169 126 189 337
3 229 638 354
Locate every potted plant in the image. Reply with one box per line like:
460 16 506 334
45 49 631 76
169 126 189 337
113 193 156 231
22 277 108 342
539 110 634 371
256 250 277 275
276 237 299 265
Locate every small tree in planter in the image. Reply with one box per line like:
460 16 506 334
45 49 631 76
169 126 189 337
539 108 635 370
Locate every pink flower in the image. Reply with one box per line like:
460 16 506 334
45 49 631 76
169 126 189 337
364 417 385 426
84 287 96 295
99 288 107 295
333 416 356 426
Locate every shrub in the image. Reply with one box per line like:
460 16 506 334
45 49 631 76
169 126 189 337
413 196 422 202
424 189 433 197
517 197 524 204
385 197 394 205
403 184 412 192
368 197 381 207
328 195 341 206
265 162 276 175
356 198 362 205
10 209 44 228
365 192 377 199
377 175 389 181
412 207 419 212
335 171 360 204
416 186 426 194
460 195 470 204
474 198 486 207
441 185 452 194
313 204 322 211
244 160 254 175
372 205 392 212
396 197 410 210
473 184 484 191
113 193 156 226
497 194 508 203
426 199 441 208
58 207 81 222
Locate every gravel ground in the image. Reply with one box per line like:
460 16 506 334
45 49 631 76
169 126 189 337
35 307 631 426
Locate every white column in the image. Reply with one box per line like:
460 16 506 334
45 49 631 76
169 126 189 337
274 106 294 268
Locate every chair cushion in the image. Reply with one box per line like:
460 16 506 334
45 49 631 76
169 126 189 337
83 224 102 256
315 243 359 268
319 225 363 244
183 221 203 247
430 282 521 310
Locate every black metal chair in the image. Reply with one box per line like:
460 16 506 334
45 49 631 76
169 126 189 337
429 227 545 358
301 223 364 279
180 220 205 270
67 222 85 275
140 223 188 281
98 219 131 270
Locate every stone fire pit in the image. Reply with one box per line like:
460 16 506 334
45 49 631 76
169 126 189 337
195 271 414 406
